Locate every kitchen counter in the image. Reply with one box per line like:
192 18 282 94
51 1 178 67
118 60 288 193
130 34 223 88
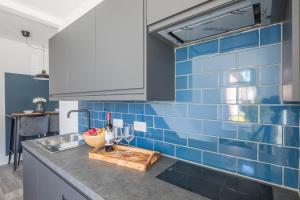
22 141 207 200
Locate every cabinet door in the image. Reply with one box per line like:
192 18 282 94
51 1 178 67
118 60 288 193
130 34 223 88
147 0 209 25
94 0 144 92
23 150 38 200
49 29 70 95
49 9 95 95
66 9 96 93
37 163 62 200
61 181 87 200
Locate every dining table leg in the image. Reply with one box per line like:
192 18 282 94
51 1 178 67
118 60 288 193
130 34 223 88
13 117 18 171
8 118 15 164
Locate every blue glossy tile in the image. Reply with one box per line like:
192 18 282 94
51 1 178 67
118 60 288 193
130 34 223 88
260 106 300 126
111 112 121 119
237 159 282 185
145 128 163 141
238 124 282 145
203 152 236 172
260 24 281 45
154 117 202 133
260 65 280 85
136 137 153 150
176 76 188 89
190 57 203 74
237 86 257 104
188 105 217 120
220 30 259 52
94 103 104 111
134 130 145 137
259 144 299 168
221 88 238 104
92 119 101 128
145 104 164 115
164 130 187 146
115 103 128 113
202 89 221 104
98 112 106 120
220 105 258 123
91 111 99 119
176 47 188 62
122 114 135 124
129 103 144 114
176 90 201 103
103 103 115 112
237 45 281 67
176 60 192 76
222 68 257 87
284 127 300 147
164 104 187 118
257 85 280 104
154 141 175 156
188 73 218 88
188 134 217 152
201 52 236 72
219 139 257 160
189 39 218 59
202 120 237 138
284 168 299 189
78 101 88 109
85 102 93 110
176 146 202 164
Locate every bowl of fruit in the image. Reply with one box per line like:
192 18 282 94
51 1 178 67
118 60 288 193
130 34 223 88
83 128 105 148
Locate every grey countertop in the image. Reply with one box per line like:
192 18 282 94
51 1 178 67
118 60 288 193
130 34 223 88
22 141 207 200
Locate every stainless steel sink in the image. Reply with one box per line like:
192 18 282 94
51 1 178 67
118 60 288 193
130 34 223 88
33 133 85 153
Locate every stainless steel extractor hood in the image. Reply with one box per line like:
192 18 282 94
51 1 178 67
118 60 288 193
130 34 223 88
155 0 285 46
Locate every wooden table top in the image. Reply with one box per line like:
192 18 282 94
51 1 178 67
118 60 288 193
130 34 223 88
7 111 59 118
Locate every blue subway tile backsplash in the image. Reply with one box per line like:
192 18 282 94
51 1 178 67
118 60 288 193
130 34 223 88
220 30 259 52
176 47 188 62
189 39 218 58
259 144 299 168
79 24 300 189
260 24 281 45
176 146 202 164
237 159 282 185
203 151 237 172
219 139 257 160
188 134 218 152
284 168 299 189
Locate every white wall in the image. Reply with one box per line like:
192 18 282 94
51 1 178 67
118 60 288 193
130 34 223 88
0 37 79 166
0 37 49 165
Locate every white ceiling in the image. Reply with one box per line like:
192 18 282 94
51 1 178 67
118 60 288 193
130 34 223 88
0 0 103 46
9 0 89 19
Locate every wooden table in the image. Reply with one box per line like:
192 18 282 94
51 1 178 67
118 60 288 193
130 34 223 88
6 111 59 171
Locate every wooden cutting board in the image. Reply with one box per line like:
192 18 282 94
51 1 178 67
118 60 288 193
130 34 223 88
89 145 161 171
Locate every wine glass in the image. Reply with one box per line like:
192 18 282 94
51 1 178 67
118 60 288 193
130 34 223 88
112 127 123 144
123 125 134 146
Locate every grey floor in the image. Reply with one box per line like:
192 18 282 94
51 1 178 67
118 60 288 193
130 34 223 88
0 163 23 200
0 162 299 200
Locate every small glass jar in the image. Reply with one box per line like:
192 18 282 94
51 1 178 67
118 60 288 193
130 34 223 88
35 102 44 113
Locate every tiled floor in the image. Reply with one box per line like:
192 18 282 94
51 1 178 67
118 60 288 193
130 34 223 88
0 163 23 200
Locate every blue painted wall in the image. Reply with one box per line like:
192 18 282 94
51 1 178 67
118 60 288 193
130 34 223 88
79 24 300 189
5 73 58 154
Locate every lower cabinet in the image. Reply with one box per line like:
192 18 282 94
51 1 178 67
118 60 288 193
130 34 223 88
23 149 88 200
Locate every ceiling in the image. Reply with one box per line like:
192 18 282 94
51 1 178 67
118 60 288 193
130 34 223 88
0 0 103 46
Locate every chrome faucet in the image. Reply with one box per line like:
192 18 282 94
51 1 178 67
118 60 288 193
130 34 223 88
67 109 91 130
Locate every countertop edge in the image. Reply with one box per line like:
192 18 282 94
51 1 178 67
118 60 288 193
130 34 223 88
22 141 105 200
